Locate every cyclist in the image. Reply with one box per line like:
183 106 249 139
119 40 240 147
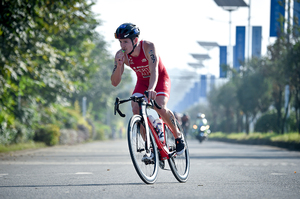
181 113 190 137
111 23 185 158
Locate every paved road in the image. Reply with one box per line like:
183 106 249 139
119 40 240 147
0 139 299 199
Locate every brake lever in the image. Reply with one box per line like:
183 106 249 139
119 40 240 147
114 98 119 115
114 97 126 117
144 91 162 109
117 109 126 117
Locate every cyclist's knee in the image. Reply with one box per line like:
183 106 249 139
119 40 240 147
155 95 168 110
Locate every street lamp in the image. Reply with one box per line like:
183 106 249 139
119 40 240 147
197 41 219 51
190 53 211 62
188 63 205 69
189 53 211 73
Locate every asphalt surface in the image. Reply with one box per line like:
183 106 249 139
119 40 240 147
0 139 299 199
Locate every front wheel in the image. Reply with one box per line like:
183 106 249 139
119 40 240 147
165 123 190 183
127 115 159 184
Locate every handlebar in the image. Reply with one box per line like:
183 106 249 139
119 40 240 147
114 91 161 118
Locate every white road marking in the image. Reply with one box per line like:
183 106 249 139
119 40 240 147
0 173 8 177
271 173 287 175
75 172 93 175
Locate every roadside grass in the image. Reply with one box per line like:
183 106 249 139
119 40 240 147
209 132 300 143
0 141 47 153
2 132 299 153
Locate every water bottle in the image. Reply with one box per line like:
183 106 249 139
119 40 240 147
148 115 156 128
148 116 164 142
155 118 164 142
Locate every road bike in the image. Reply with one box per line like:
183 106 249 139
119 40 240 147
114 91 190 184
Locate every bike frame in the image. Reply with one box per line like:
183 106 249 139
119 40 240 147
115 95 176 161
147 116 175 160
138 97 176 161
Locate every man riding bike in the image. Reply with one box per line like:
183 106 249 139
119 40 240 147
111 23 185 157
181 113 190 137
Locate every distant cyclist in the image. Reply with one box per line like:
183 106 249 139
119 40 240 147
181 113 190 137
111 23 185 157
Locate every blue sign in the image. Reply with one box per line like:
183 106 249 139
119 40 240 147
234 26 245 70
200 75 207 97
270 0 285 37
294 1 300 36
219 46 227 78
252 26 262 58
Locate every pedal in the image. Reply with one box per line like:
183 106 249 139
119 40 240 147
168 145 176 152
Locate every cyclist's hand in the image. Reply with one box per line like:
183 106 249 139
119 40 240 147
147 90 157 101
116 50 125 66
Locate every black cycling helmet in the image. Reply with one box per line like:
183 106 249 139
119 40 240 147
115 23 140 55
115 23 140 40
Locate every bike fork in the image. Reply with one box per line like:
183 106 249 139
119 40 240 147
140 101 151 153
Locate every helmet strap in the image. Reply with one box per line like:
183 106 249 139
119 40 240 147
128 38 137 55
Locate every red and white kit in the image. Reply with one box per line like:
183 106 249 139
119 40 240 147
126 40 171 98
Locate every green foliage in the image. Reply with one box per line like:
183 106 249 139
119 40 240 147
0 141 46 153
270 132 300 143
34 124 60 146
209 132 300 143
74 101 81 115
0 126 18 145
63 106 92 133
0 0 134 146
52 105 77 129
206 40 299 134
203 2 300 134
0 0 100 131
206 81 238 133
254 112 278 133
94 122 109 140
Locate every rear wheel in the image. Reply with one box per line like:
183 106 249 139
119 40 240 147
127 115 159 184
165 121 190 183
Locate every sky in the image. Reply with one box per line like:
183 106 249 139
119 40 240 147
92 0 273 72
92 0 275 110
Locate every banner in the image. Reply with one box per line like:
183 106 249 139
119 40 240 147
294 0 300 36
234 26 245 70
252 26 262 58
270 0 285 37
219 46 227 78
200 75 207 97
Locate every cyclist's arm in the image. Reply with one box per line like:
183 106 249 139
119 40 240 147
145 41 159 99
111 49 125 87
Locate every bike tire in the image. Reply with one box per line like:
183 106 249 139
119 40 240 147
165 122 190 183
127 115 159 184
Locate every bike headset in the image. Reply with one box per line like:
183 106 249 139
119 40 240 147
114 23 140 55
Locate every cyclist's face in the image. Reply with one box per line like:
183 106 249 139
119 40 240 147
119 38 135 54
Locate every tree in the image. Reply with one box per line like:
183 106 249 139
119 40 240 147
237 58 272 134
0 0 129 143
286 41 300 132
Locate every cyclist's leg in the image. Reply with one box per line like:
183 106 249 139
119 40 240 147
154 95 181 139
